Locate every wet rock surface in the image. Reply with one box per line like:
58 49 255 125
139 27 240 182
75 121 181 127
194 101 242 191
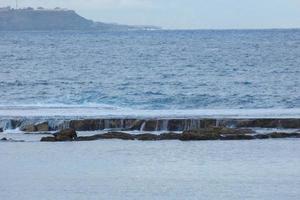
235 119 300 129
220 134 255 140
21 122 49 132
22 124 37 132
159 132 181 140
76 132 135 141
269 132 300 138
135 133 160 141
35 122 49 132
4 117 300 133
39 127 300 142
101 132 135 140
69 119 103 131
40 136 56 142
41 128 77 142
24 132 52 135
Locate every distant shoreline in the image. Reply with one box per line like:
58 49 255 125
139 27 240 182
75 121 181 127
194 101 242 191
0 6 161 31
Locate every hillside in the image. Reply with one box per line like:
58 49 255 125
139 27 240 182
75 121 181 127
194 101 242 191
0 7 160 31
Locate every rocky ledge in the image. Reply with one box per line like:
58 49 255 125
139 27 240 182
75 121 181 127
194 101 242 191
40 127 300 142
2 118 300 133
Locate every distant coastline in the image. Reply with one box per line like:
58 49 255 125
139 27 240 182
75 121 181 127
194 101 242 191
0 6 161 31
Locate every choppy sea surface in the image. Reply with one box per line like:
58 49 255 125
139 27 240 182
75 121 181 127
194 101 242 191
1 30 300 200
0 29 300 117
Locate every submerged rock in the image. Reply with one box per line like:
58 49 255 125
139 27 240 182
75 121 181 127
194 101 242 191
0 128 3 132
1 137 7 141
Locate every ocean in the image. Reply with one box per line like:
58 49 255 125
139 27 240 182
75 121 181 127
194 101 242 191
1 30 300 200
0 29 299 114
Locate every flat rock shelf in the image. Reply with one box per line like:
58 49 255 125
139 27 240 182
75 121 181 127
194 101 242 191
0 117 299 142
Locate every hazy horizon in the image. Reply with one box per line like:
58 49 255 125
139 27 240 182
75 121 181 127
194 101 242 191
1 0 300 29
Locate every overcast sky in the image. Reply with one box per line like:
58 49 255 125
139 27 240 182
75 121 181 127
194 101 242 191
1 0 300 29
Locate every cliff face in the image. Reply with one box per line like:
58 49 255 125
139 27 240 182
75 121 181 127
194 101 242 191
0 9 94 30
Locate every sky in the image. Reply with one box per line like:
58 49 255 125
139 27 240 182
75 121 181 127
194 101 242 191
1 0 300 29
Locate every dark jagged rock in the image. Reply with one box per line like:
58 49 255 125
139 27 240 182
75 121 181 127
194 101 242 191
180 132 220 141
40 136 56 142
0 128 3 132
135 133 160 141
1 137 7 141
54 128 77 141
159 132 181 140
41 128 77 142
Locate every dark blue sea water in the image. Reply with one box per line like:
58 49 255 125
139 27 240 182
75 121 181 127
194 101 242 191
0 30 300 112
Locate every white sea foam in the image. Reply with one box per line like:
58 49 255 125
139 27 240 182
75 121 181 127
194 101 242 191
0 105 300 118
